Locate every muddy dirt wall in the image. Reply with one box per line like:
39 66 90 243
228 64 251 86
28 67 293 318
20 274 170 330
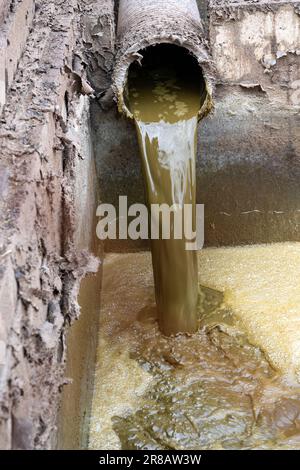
0 0 103 449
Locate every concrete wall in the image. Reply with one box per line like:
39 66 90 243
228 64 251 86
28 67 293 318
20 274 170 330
200 1 300 244
57 98 102 450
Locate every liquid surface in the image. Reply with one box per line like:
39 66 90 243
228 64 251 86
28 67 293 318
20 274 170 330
89 244 300 450
199 243 300 379
127 45 206 335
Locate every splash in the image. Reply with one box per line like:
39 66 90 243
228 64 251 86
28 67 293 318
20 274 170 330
127 45 207 335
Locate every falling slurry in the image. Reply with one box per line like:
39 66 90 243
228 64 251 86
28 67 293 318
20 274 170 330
127 45 207 335
89 246 300 450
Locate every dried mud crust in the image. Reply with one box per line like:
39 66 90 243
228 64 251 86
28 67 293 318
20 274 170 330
202 1 300 38
113 288 300 450
0 0 99 449
209 0 300 12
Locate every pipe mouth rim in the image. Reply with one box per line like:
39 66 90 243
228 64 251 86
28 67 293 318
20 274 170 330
113 39 214 121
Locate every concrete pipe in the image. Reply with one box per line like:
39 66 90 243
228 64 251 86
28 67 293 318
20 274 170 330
113 0 214 119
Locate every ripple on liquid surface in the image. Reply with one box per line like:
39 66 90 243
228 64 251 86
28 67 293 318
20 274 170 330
89 244 300 450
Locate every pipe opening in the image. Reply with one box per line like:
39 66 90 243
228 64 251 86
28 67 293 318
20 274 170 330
123 43 205 336
124 43 209 122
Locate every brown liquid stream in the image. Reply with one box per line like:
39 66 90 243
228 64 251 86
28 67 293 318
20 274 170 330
127 46 206 335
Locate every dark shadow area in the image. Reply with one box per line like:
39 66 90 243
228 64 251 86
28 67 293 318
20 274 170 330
125 43 207 116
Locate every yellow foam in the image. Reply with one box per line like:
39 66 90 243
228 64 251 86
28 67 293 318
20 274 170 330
199 242 300 379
